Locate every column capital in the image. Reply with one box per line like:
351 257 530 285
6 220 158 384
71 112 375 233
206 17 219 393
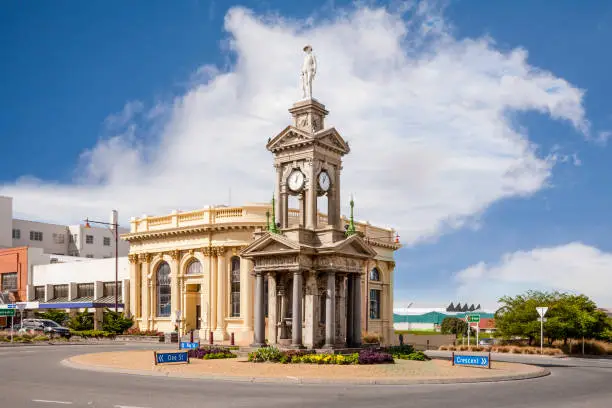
128 254 138 264
139 253 152 263
170 250 181 261
214 246 226 256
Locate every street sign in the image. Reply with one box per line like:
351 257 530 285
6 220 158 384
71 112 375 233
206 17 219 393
536 307 548 317
0 309 16 317
7 304 16 309
16 303 26 311
180 342 199 350
453 354 490 368
154 351 189 365
466 314 480 323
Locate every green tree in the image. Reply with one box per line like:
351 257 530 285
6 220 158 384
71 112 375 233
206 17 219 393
35 309 69 325
101 309 134 334
67 308 94 331
440 317 468 336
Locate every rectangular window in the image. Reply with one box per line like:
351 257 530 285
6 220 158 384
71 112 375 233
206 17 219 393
103 281 122 297
103 237 111 246
53 284 68 299
85 254 94 258
1 273 18 291
69 234 77 243
230 258 240 317
12 229 20 239
34 286 45 300
29 231 43 241
369 289 381 319
52 233 65 244
85 235 94 244
77 283 94 298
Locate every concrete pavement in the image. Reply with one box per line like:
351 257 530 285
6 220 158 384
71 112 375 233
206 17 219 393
0 344 610 407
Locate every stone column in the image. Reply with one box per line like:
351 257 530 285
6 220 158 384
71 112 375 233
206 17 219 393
252 271 265 346
181 279 187 336
298 194 305 227
337 274 346 345
267 272 278 344
207 248 217 335
334 166 342 230
139 255 150 330
128 256 138 318
291 270 303 348
324 271 336 348
352 274 362 346
214 247 226 340
170 252 180 328
148 280 154 331
279 284 289 339
239 257 253 330
306 161 318 229
346 274 354 346
275 164 282 226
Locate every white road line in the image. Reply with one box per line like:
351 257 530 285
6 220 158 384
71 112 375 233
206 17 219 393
114 405 152 408
32 400 73 405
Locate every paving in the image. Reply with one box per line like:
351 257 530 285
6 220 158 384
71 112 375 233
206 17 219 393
65 349 548 384
0 344 611 407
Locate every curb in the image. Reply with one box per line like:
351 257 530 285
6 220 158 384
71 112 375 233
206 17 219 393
0 341 125 348
61 357 551 386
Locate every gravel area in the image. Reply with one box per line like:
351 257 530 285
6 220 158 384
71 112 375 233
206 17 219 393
69 349 541 381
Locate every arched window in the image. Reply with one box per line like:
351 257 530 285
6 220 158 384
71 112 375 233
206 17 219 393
186 259 202 275
230 257 240 317
369 267 380 281
156 262 171 317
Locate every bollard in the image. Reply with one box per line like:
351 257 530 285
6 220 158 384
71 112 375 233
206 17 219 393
426 339 430 350
209 331 214 345
399 334 404 346
452 351 455 366
190 329 194 343
230 332 235 346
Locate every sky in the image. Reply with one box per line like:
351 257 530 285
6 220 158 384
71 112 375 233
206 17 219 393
1 0 611 310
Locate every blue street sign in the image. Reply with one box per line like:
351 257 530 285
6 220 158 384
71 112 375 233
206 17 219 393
155 351 189 365
7 304 16 309
453 354 489 367
180 342 199 350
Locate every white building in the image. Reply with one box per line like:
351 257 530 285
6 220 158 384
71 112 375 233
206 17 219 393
0 195 129 258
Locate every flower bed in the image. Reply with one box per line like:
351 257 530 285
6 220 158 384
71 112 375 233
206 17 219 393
247 346 395 365
187 346 236 360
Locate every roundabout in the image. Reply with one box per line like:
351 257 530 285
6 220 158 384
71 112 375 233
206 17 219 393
63 348 549 385
1 344 612 407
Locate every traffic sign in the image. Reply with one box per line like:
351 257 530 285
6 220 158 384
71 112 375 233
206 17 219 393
466 314 480 323
16 303 26 311
154 351 189 365
7 304 16 309
453 354 490 368
180 342 199 350
0 309 16 317
536 307 548 317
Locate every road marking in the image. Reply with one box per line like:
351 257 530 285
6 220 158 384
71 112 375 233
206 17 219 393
114 405 152 408
32 400 73 405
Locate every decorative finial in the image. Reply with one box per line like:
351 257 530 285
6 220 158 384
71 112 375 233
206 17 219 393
345 194 356 237
300 45 317 99
394 233 400 243
270 194 280 234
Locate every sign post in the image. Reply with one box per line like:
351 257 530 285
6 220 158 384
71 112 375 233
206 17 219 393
466 315 480 346
536 307 548 355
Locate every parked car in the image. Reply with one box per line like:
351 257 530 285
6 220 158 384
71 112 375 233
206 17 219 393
19 319 71 338
478 338 497 347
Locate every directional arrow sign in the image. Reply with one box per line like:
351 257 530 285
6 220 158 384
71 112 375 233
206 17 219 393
536 307 548 317
0 309 16 317
466 315 480 323
453 354 490 368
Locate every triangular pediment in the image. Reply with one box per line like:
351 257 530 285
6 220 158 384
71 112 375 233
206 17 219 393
329 234 377 258
314 128 350 155
266 126 314 152
240 232 301 257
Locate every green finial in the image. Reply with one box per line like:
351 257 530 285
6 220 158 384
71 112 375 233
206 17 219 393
345 194 356 237
270 194 280 234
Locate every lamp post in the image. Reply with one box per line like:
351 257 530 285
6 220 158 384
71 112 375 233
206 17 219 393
84 210 120 313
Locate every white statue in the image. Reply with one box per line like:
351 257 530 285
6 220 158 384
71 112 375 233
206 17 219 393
301 45 317 99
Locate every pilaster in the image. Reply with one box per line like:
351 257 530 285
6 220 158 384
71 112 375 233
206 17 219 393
267 272 278 344
214 247 227 341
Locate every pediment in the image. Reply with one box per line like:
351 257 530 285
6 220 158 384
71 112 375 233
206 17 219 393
330 234 377 258
266 126 314 152
314 128 350 155
240 232 301 257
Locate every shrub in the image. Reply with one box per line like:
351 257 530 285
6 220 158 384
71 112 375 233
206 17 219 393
394 351 430 361
188 347 235 359
35 310 69 325
385 344 415 355
124 327 162 336
358 349 394 364
70 330 115 338
101 309 133 334
363 332 382 344
295 353 359 365
67 308 94 331
247 346 283 362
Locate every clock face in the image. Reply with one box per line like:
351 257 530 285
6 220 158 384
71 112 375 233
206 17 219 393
318 171 331 192
288 170 305 192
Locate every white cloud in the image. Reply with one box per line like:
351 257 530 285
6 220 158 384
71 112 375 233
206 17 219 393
455 243 612 308
0 2 588 245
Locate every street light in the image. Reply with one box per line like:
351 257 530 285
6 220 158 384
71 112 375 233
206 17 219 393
84 210 120 313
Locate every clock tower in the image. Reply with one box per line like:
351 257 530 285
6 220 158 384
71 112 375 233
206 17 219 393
241 46 376 349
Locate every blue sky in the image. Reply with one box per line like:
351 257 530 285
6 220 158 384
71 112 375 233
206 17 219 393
2 1 611 308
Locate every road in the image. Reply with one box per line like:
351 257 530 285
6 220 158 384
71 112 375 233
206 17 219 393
0 344 611 408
